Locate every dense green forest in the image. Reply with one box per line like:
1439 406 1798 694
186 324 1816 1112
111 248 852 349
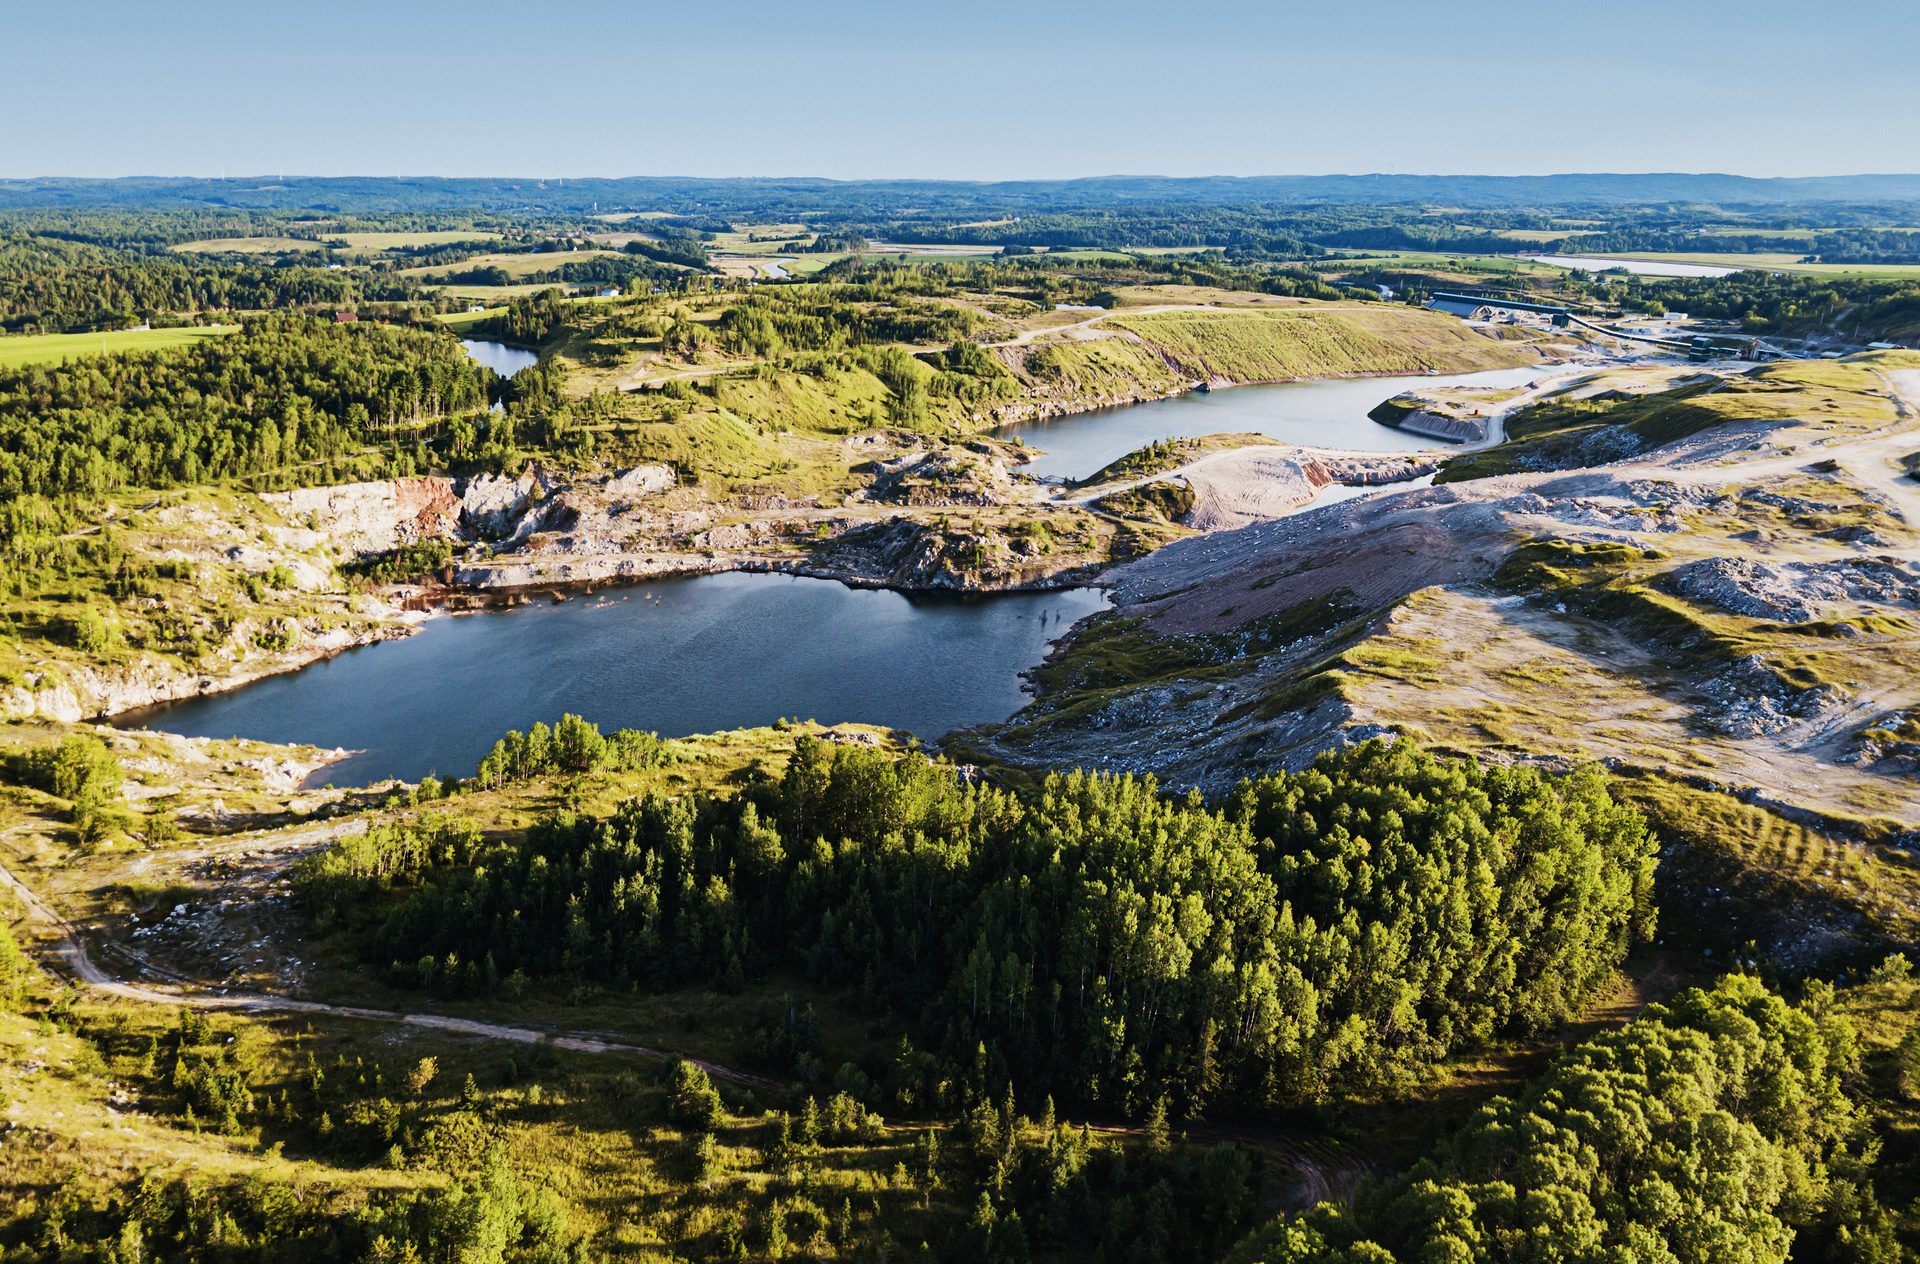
297 740 1656 1114
1550 225 1920 263
0 232 414 332
0 315 497 497
1233 974 1898 1264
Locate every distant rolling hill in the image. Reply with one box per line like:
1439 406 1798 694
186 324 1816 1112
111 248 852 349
3 172 1918 216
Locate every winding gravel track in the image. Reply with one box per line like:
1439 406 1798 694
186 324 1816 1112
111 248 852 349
0 849 783 1095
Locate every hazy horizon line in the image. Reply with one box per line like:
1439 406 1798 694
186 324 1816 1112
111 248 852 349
6 170 1920 184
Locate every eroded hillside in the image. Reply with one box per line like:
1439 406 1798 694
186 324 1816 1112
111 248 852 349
969 351 1920 962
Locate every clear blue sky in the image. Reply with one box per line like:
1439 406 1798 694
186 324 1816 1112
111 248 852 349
8 0 1915 179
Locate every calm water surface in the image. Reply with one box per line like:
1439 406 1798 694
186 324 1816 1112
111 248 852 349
129 357 1543 784
123 573 1107 785
999 366 1542 480
460 338 540 376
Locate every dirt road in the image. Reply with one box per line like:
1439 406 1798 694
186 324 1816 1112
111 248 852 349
0 851 784 1096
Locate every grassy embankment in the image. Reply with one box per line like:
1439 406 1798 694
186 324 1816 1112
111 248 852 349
1106 304 1543 381
547 295 1538 491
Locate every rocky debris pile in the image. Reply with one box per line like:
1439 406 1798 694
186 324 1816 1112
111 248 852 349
810 517 1093 591
1697 654 1847 739
1180 451 1330 531
691 520 785 551
1316 454 1443 486
1848 711 1920 777
458 470 545 538
1165 447 1440 534
127 893 309 989
607 464 675 499
820 728 883 747
862 450 1017 507
1671 556 1920 624
1737 482 1904 527
216 544 330 590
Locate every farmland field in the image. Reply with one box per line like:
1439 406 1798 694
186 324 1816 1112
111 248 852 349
425 281 578 300
326 229 501 249
0 323 238 368
171 235 327 254
402 248 619 279
1320 248 1562 275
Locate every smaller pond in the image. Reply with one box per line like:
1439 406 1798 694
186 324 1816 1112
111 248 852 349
998 366 1542 481
1528 255 1738 279
460 338 540 377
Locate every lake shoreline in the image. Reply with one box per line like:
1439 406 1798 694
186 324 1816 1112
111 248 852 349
116 571 1111 785
52 351 1598 729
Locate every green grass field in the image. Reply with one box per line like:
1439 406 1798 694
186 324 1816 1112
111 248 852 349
1321 249 1561 275
433 306 505 331
1036 248 1139 262
427 281 577 300
403 249 618 280
1493 228 1584 243
0 324 238 369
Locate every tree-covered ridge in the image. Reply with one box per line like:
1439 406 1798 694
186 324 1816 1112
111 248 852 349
1232 973 1896 1264
0 231 419 333
298 739 1656 1113
0 314 491 497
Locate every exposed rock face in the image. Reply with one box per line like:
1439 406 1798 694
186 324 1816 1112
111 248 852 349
458 472 537 538
266 477 462 554
1368 394 1491 443
808 518 1096 591
606 464 674 498
1671 556 1920 624
262 465 680 566
1320 458 1425 485
862 451 1018 507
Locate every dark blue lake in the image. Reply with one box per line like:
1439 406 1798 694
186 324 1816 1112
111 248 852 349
121 572 1107 786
